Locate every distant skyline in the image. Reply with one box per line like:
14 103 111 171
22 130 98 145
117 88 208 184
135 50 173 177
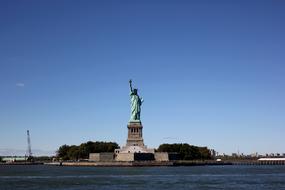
1 0 285 156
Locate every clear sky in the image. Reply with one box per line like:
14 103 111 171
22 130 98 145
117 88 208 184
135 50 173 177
0 0 285 156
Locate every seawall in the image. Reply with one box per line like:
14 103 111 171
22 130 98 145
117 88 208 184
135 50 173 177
44 159 285 167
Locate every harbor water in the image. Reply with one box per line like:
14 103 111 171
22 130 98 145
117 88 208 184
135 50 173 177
0 165 285 190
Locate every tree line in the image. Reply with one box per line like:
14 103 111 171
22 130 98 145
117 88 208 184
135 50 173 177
57 141 119 160
157 143 211 160
57 141 212 160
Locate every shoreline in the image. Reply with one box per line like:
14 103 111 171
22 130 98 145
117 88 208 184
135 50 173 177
1 160 285 167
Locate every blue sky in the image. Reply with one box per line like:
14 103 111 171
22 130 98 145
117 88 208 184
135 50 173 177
0 0 285 156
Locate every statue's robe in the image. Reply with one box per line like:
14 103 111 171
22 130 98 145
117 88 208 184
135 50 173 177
130 92 142 121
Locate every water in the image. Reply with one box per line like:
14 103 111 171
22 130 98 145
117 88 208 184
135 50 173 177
0 165 285 190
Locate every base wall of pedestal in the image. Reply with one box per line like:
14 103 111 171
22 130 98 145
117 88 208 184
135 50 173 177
89 153 114 162
115 153 155 161
116 153 134 161
154 152 169 161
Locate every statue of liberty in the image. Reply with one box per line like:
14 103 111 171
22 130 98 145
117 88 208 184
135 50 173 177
129 80 143 121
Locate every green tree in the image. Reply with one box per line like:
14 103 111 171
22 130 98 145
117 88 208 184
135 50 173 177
67 145 80 160
57 144 70 160
57 141 119 160
157 143 211 160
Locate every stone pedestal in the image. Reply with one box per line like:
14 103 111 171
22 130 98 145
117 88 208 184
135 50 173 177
126 121 144 147
114 120 155 159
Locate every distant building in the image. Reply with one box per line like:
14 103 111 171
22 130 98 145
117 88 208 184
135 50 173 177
210 149 216 158
250 152 258 157
2 156 27 163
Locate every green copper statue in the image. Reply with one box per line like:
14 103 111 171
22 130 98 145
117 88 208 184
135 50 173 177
129 79 143 121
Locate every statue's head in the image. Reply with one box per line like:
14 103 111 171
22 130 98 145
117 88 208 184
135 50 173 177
133 89 138 94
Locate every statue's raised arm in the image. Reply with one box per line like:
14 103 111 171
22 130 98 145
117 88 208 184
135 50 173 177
129 79 133 93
